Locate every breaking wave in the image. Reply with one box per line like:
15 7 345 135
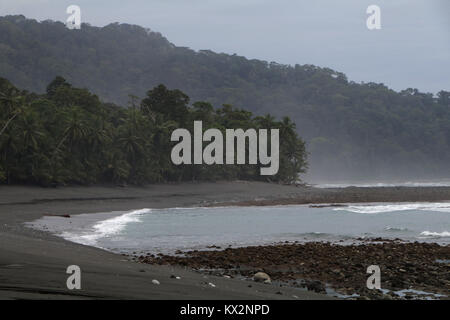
61 208 149 246
384 226 410 232
420 231 450 238
334 203 450 214
315 181 450 188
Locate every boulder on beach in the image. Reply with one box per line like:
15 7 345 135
253 272 271 283
305 280 326 293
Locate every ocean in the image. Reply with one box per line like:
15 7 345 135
313 180 450 188
29 202 450 255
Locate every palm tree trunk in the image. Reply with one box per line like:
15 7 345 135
0 112 19 137
51 133 70 162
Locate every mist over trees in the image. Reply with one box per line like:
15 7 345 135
0 15 449 181
0 77 306 186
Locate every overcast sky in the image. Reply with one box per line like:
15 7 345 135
1 0 449 93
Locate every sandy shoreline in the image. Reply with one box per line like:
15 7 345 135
1 182 450 300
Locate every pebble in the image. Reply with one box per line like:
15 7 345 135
139 241 449 300
254 272 271 283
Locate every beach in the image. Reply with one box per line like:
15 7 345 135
1 181 450 299
143 241 449 299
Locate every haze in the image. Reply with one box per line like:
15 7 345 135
1 0 449 93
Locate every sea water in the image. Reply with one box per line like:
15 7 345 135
31 202 450 255
314 180 450 188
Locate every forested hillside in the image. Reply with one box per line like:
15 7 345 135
0 15 449 181
0 77 306 185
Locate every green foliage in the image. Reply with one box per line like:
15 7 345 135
0 164 5 182
0 16 449 179
0 77 307 185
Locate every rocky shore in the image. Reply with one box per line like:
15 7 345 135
137 240 450 300
1 182 450 300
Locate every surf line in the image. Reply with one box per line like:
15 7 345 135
171 121 279 175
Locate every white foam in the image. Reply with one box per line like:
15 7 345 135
61 208 149 246
381 288 447 299
334 202 450 214
384 226 409 232
420 231 450 238
315 181 450 188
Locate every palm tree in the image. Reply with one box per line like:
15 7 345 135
0 93 26 138
18 110 44 151
255 114 276 129
88 116 112 155
53 108 89 155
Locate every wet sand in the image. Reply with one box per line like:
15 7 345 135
1 182 450 299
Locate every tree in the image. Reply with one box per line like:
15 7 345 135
141 84 190 125
0 89 26 138
46 76 72 97
1 78 309 185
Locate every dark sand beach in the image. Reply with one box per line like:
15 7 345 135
1 182 450 299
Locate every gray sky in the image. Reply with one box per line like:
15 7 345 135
1 0 449 93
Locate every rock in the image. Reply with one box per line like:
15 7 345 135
136 242 449 298
44 214 71 218
254 272 271 283
152 279 160 285
331 268 341 274
391 279 404 288
367 290 383 299
305 280 326 293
